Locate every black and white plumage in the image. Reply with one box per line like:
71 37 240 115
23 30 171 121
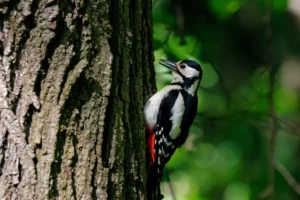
144 59 203 199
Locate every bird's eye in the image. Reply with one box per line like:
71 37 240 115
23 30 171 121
180 64 186 69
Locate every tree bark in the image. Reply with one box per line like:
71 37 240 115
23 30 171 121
0 0 155 199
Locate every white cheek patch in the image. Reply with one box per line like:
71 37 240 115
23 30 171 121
180 67 199 78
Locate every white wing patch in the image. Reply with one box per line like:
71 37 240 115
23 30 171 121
144 85 182 128
169 92 185 139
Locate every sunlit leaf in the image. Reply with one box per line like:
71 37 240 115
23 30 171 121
224 182 250 200
275 87 298 113
153 23 170 42
276 133 298 166
200 62 219 88
194 143 218 168
208 0 244 21
273 0 287 11
166 34 201 59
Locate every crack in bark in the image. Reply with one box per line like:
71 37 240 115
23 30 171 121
100 56 117 169
0 131 8 176
70 132 78 200
35 17 62 98
101 98 116 168
0 0 19 16
91 157 98 200
57 1 85 103
23 104 35 143
16 162 22 187
49 129 66 198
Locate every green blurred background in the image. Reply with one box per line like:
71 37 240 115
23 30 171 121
152 0 300 199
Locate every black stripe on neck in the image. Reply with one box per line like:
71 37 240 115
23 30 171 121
170 82 183 86
183 77 197 88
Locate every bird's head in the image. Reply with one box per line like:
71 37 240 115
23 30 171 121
159 59 203 95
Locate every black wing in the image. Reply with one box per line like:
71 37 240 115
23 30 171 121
155 89 180 164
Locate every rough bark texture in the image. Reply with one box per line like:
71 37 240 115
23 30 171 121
0 0 155 199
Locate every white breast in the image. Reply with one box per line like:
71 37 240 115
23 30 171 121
169 92 185 139
144 85 182 128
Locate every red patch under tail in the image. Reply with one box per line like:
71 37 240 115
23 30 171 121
146 126 156 165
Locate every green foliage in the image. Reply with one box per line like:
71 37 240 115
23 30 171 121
209 0 245 20
153 0 300 199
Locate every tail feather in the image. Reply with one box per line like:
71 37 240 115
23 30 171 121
147 163 157 200
147 163 164 200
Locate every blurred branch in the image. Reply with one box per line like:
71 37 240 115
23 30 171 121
247 119 300 137
264 68 279 200
207 64 235 112
173 2 185 45
197 109 300 137
165 169 177 200
257 73 278 200
275 160 300 195
258 186 273 200
277 118 300 136
259 0 278 198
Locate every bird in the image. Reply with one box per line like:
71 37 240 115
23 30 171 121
144 59 203 199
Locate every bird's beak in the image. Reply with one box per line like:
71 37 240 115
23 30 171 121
159 59 178 72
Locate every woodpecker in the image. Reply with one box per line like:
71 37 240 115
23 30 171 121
144 59 203 199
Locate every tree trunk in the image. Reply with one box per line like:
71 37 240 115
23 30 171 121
0 0 155 199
